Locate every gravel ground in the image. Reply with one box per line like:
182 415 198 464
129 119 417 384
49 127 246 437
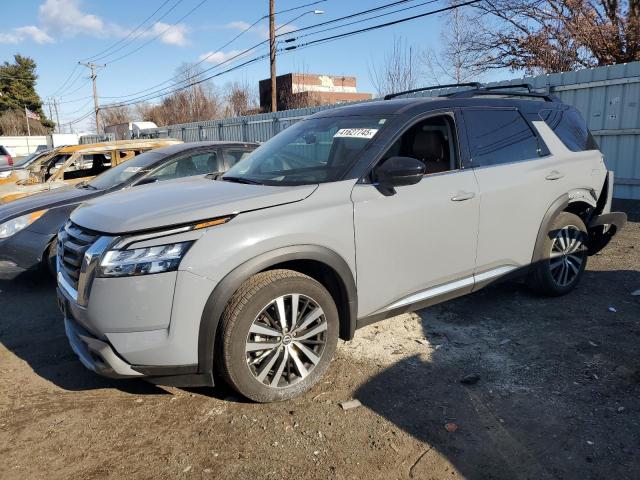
1 200 639 480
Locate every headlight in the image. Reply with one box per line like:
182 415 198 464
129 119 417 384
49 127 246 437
97 241 192 278
0 210 47 239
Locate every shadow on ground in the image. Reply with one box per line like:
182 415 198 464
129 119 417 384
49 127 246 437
0 268 166 394
356 270 640 479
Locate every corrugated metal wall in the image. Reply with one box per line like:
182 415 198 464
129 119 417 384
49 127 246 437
139 62 640 199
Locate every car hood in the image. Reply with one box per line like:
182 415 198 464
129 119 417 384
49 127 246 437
71 177 318 234
0 185 104 223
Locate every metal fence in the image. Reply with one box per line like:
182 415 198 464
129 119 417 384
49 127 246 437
139 62 640 199
79 133 115 144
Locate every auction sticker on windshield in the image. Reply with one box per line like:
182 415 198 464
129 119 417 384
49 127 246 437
334 128 378 139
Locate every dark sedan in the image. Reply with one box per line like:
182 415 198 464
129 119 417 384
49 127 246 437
0 141 258 274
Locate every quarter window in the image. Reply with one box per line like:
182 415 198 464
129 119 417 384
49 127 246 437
539 108 599 151
464 109 541 166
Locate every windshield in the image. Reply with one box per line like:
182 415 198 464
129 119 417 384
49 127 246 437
223 116 387 186
88 150 165 190
13 151 45 167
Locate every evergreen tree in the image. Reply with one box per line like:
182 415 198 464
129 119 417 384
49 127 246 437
0 54 54 133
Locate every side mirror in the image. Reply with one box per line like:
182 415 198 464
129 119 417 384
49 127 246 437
134 177 158 187
375 156 425 195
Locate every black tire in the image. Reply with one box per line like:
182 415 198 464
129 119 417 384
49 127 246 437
217 269 339 403
527 211 588 296
41 240 57 279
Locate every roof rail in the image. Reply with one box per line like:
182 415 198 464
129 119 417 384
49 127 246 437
383 82 482 100
484 83 534 92
447 87 558 102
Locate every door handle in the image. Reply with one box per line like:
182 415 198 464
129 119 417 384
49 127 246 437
545 170 565 181
451 191 475 202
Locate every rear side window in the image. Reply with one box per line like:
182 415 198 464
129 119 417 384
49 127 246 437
463 109 541 167
539 108 599 151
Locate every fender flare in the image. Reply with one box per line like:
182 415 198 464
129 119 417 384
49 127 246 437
196 245 358 374
531 192 597 263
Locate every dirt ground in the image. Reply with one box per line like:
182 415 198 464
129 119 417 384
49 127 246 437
1 201 639 480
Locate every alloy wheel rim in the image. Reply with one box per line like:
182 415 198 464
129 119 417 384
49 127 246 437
245 293 327 388
549 225 586 287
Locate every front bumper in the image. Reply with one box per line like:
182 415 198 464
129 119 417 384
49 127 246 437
588 211 627 255
0 228 53 270
63 313 144 379
57 272 215 387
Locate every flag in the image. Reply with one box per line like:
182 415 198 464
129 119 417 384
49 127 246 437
25 108 40 121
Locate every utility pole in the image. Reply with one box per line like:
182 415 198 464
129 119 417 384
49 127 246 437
79 61 105 133
47 99 54 132
269 0 277 112
53 97 61 134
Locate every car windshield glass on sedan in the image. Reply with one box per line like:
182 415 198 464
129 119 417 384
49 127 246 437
87 150 164 190
223 116 386 186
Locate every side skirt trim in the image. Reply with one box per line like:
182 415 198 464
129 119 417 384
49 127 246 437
385 266 517 311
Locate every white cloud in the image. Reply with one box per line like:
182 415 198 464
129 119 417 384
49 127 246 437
225 20 298 40
198 50 244 64
0 25 54 44
147 22 189 46
1 1 190 47
39 0 107 37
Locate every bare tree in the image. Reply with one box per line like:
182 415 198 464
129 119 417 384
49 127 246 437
424 4 491 84
100 105 132 127
368 37 421 97
0 110 50 135
134 64 223 126
224 80 258 117
468 0 640 74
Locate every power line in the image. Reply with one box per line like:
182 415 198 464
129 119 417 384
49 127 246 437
99 16 266 100
59 77 92 98
103 0 209 65
82 0 175 62
279 0 421 39
284 0 440 42
55 68 87 97
101 0 419 103
284 0 482 50
97 0 479 111
276 0 327 15
45 0 179 99
47 64 79 96
96 0 330 101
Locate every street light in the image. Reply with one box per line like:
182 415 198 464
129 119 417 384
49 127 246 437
276 9 324 32
270 7 324 112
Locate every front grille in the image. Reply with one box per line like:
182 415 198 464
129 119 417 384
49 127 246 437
58 222 100 290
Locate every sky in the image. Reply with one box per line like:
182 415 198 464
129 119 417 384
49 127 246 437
0 0 516 133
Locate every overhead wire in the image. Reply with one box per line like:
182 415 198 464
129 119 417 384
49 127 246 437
82 0 175 62
98 0 329 101
102 0 209 65
95 0 480 112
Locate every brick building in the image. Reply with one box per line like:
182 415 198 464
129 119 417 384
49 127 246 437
259 73 372 111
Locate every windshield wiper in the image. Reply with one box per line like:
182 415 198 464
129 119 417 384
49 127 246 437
76 182 97 190
221 176 263 185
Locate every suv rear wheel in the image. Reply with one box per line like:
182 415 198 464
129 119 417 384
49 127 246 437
218 269 339 402
528 212 588 296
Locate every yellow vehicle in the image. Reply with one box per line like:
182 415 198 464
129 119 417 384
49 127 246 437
0 139 182 203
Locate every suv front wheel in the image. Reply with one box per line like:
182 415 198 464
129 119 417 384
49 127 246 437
218 269 339 402
528 211 589 296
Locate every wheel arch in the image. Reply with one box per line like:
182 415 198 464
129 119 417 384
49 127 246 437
531 192 596 263
197 245 357 375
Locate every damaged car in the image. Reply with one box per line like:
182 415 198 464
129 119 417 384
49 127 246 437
56 84 626 402
0 141 257 274
0 138 181 204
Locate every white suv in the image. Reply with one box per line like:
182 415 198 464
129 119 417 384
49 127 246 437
56 85 626 402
